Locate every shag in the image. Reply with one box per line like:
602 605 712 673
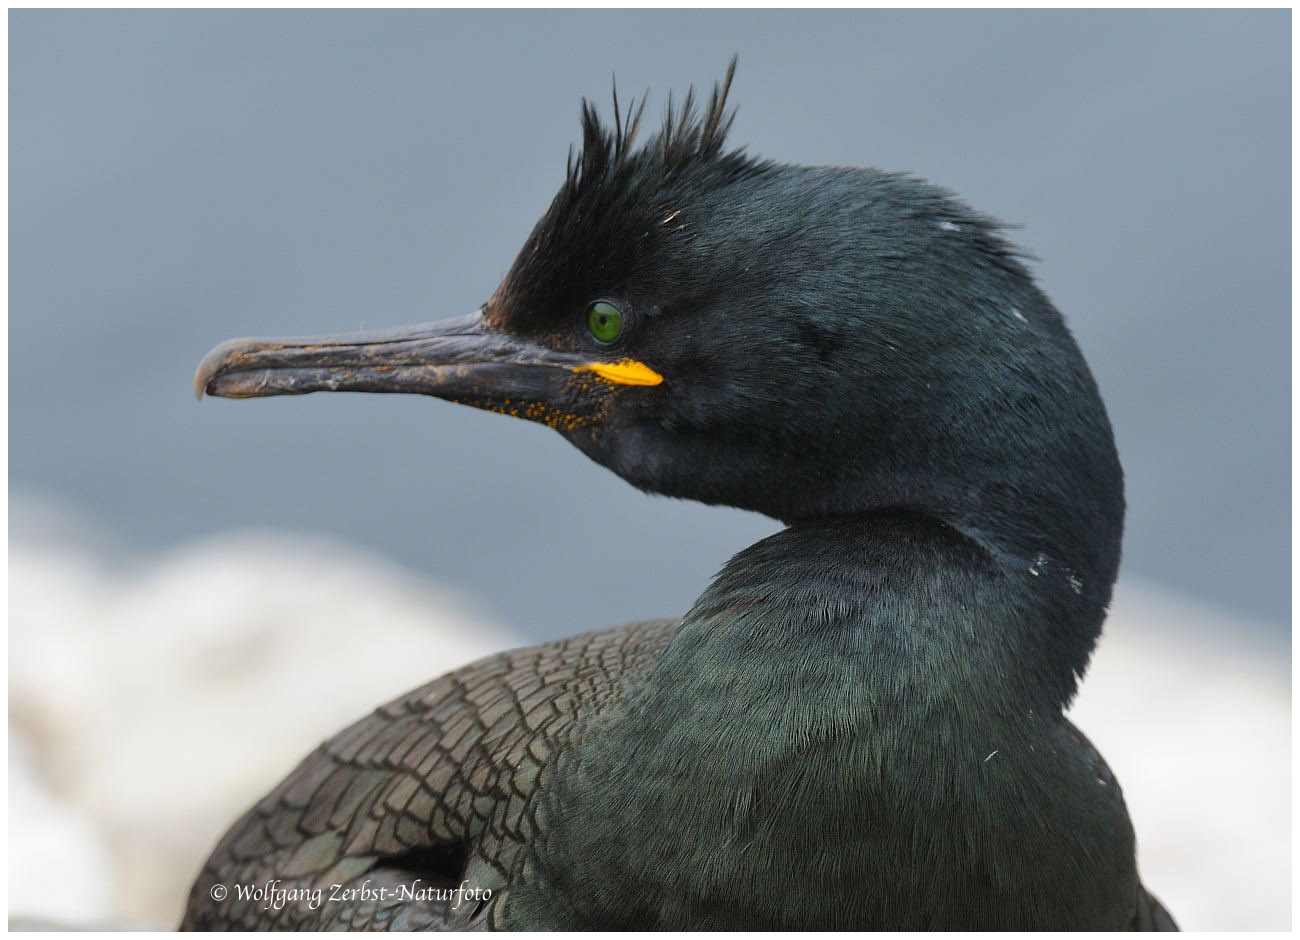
185 63 1175 930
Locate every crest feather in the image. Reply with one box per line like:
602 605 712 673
564 57 755 195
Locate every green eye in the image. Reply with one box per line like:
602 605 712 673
586 302 624 344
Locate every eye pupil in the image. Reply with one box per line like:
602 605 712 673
586 302 623 344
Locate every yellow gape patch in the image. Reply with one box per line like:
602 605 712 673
575 360 664 386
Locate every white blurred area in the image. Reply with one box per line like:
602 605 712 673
9 495 518 929
1069 582 1290 930
8 495 1290 930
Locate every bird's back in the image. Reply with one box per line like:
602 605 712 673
183 579 1177 930
181 618 679 930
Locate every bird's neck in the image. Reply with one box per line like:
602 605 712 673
518 509 1132 929
655 507 1098 718
681 293 1124 660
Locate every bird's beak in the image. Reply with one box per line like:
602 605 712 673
194 311 662 431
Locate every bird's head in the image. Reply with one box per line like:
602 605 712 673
197 62 1122 592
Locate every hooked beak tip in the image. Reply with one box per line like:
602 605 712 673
194 336 262 401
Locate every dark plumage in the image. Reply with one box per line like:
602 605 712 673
186 62 1175 930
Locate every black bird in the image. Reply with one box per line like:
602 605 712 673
185 63 1175 930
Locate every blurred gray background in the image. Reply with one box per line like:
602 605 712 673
11 9 1289 640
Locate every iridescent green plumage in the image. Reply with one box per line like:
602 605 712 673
186 63 1175 930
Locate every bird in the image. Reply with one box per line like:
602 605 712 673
184 62 1176 930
